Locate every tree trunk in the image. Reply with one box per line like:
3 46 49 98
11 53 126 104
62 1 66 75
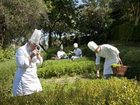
48 29 52 47
0 34 4 47
134 17 139 26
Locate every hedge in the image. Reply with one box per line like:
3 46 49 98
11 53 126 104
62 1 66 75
1 78 140 105
38 57 96 79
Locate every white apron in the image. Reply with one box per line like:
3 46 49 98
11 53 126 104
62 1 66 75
13 43 43 96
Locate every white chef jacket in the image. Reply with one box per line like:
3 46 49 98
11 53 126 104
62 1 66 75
95 44 120 75
74 48 82 57
57 50 66 59
13 43 43 96
71 48 82 59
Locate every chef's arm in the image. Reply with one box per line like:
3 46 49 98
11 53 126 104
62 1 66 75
95 54 100 77
117 54 122 64
16 49 30 69
36 53 43 64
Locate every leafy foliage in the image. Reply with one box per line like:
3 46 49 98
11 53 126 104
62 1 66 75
109 0 140 42
120 47 140 80
0 45 140 104
110 0 140 25
0 76 140 105
42 0 76 47
0 47 15 62
38 57 96 78
75 0 112 44
0 0 48 47
0 60 16 103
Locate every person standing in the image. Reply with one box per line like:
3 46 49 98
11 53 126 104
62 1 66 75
13 29 43 96
87 41 121 79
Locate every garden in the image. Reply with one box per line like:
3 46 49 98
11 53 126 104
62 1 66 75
0 44 140 105
0 0 140 104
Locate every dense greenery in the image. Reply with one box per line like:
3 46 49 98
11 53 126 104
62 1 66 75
75 0 113 44
119 45 140 80
0 44 139 80
0 45 140 104
0 0 140 104
43 44 140 80
0 60 16 103
109 0 140 42
1 0 139 47
1 66 140 105
0 47 15 62
0 0 48 47
43 0 76 47
38 57 96 78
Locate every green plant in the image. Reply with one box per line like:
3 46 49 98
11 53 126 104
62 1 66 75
111 63 121 68
38 57 96 79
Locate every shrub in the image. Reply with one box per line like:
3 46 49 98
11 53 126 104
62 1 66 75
38 57 96 79
0 60 16 104
119 46 140 80
0 58 140 105
0 48 15 62
1 78 140 105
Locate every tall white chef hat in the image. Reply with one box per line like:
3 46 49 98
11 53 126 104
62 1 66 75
73 43 78 48
29 29 42 45
87 41 98 52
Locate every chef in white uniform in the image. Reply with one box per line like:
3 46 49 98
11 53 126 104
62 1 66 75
57 48 67 59
13 29 43 96
88 41 121 79
71 43 82 60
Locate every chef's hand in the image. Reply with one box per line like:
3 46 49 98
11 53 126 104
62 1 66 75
96 64 100 77
30 49 39 58
34 48 42 61
96 70 100 77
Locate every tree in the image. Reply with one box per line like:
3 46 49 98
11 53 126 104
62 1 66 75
0 4 6 47
110 0 140 41
110 0 140 26
0 0 48 47
42 0 76 47
75 0 112 44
